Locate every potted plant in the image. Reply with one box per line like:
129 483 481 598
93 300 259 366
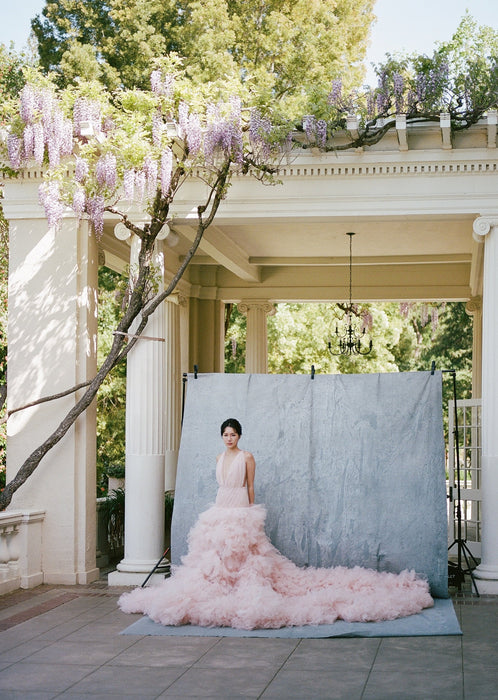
106 464 125 494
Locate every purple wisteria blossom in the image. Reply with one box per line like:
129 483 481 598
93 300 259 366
72 187 86 218
186 112 202 156
302 114 316 141
178 102 189 140
95 153 117 190
160 149 173 197
399 302 414 318
361 311 373 332
86 195 106 238
302 115 327 147
75 156 89 183
249 109 272 159
123 169 135 200
39 181 65 229
7 134 22 169
33 123 44 164
143 155 158 198
20 84 36 124
152 112 164 147
134 170 146 202
203 99 243 163
328 79 343 108
150 69 174 97
23 124 34 160
393 73 404 113
73 98 102 136
315 119 327 148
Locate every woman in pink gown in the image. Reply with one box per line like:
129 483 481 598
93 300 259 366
118 418 433 629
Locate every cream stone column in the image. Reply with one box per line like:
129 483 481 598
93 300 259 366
239 300 275 374
164 294 183 491
5 179 99 584
472 217 498 593
465 296 482 399
108 235 166 586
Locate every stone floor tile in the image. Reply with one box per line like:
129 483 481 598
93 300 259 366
68 664 186 695
22 639 139 665
0 638 54 663
163 666 278 697
109 636 220 667
363 669 463 700
259 668 367 699
283 637 380 671
35 617 99 641
193 637 299 669
372 636 462 673
0 661 95 694
58 621 133 642
463 674 498 700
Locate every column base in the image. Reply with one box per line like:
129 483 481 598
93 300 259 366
107 570 167 587
474 563 498 593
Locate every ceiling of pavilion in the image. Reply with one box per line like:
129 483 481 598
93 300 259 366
100 121 496 303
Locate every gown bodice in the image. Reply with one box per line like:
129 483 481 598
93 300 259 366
215 450 250 508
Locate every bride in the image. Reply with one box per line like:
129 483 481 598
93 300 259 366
118 418 433 629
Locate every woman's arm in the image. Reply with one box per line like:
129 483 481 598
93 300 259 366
245 452 256 504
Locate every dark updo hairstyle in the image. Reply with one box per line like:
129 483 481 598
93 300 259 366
220 418 242 436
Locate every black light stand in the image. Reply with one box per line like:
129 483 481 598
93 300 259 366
436 365 480 595
141 547 171 587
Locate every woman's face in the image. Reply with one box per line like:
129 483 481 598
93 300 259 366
222 427 240 449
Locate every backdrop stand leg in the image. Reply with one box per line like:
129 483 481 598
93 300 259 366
440 367 480 597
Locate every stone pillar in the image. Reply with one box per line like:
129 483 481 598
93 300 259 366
472 216 498 593
465 296 482 399
164 295 182 491
5 177 99 584
189 298 225 372
239 300 275 373
108 236 166 586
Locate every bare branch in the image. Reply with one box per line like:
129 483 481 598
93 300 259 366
0 380 93 425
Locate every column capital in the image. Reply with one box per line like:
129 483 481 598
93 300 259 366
465 295 482 315
472 216 498 242
238 300 276 317
168 292 188 307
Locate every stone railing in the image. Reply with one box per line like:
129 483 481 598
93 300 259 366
0 510 45 595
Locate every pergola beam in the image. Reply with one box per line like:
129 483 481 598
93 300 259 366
176 223 261 282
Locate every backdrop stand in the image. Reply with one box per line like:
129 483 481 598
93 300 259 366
432 363 480 595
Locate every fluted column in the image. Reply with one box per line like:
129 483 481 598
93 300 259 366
164 294 183 491
239 300 275 374
471 217 498 592
108 235 166 586
465 296 482 399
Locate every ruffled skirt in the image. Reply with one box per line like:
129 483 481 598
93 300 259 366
118 504 433 630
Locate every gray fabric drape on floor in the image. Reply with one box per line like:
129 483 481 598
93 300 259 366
172 371 447 597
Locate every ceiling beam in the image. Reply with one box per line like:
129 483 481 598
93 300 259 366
248 254 471 267
175 223 261 282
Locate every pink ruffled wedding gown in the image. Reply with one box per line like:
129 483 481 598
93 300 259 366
118 450 433 629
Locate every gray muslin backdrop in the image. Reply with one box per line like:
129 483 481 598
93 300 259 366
171 371 448 598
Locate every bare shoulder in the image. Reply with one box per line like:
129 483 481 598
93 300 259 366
216 453 223 462
243 450 255 463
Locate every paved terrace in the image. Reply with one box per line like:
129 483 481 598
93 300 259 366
0 578 496 699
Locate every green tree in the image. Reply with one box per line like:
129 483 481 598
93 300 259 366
32 0 375 116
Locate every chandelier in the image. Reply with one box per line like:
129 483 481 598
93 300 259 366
328 232 373 356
